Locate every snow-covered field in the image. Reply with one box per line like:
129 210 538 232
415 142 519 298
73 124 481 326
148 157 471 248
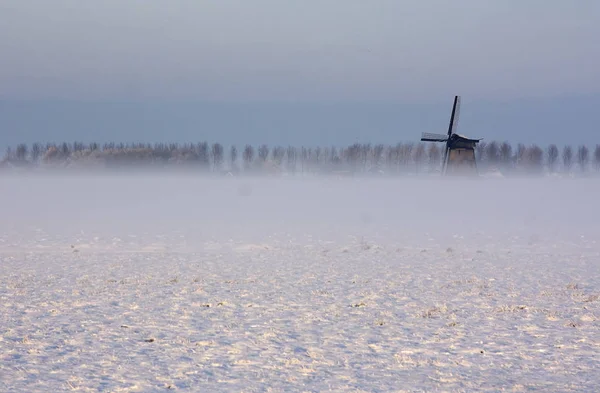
1 174 599 392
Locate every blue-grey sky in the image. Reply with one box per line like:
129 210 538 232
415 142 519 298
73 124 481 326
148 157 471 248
1 0 599 149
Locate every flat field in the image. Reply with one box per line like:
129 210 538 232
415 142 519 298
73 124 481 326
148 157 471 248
1 174 599 392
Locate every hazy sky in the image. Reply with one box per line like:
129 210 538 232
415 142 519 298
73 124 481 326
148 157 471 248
1 0 599 148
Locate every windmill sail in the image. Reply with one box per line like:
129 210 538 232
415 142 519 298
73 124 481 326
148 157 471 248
447 96 461 136
421 132 448 142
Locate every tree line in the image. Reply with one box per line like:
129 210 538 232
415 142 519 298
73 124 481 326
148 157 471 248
2 141 600 175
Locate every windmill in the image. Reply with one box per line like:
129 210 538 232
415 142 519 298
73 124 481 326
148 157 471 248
420 96 481 175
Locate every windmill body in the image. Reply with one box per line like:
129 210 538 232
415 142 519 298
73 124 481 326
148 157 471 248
421 96 481 176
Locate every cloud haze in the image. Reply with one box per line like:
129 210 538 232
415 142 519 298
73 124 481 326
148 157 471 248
1 0 598 101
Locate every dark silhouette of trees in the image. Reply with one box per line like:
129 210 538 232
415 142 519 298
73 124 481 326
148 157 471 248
230 146 238 172
197 142 209 168
287 146 297 173
547 144 559 173
524 145 544 173
243 145 254 169
475 142 486 165
500 142 513 169
413 143 426 173
577 145 589 172
373 144 385 169
427 144 441 171
563 146 573 172
485 141 500 167
212 143 224 171
1 139 599 177
258 144 269 163
272 146 285 168
15 144 28 162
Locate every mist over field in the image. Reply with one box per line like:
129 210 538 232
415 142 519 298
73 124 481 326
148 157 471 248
2 174 598 244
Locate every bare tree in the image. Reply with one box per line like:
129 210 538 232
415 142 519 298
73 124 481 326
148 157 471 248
360 144 371 170
287 146 297 173
386 145 399 173
258 144 269 163
563 145 573 172
3 146 12 162
499 142 513 169
547 144 559 173
485 141 500 166
475 142 486 165
313 147 322 169
59 142 71 159
526 145 544 173
427 144 441 171
577 145 589 172
272 146 285 168
15 144 28 162
211 143 224 171
31 143 42 163
413 143 426 173
230 145 238 172
243 145 254 170
400 143 414 169
594 145 600 172
197 142 209 167
515 144 526 169
370 144 384 169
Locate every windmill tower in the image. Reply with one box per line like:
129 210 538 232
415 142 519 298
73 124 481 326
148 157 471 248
420 96 481 176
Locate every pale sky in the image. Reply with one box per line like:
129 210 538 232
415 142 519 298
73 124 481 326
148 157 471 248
0 0 599 147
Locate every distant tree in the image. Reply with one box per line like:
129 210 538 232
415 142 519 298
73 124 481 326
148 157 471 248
515 144 526 169
59 142 70 158
386 145 399 173
372 144 385 168
15 144 28 162
547 144 559 173
258 144 269 163
287 146 297 172
197 142 210 167
360 144 371 169
300 147 308 173
272 146 285 168
4 146 12 161
211 143 224 171
243 145 254 169
329 146 340 168
313 147 322 169
499 142 513 169
73 142 85 152
526 145 544 173
427 144 441 171
31 143 42 162
475 142 486 165
400 143 414 169
594 145 600 172
344 144 361 172
577 145 589 172
485 141 500 166
230 145 238 171
563 145 573 172
413 143 426 173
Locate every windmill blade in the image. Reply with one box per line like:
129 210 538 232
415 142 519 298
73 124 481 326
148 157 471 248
447 95 461 136
421 132 448 142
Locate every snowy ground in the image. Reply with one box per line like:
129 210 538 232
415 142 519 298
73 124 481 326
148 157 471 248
1 174 599 392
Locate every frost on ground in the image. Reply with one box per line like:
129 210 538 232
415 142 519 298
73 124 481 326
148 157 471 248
0 175 599 392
